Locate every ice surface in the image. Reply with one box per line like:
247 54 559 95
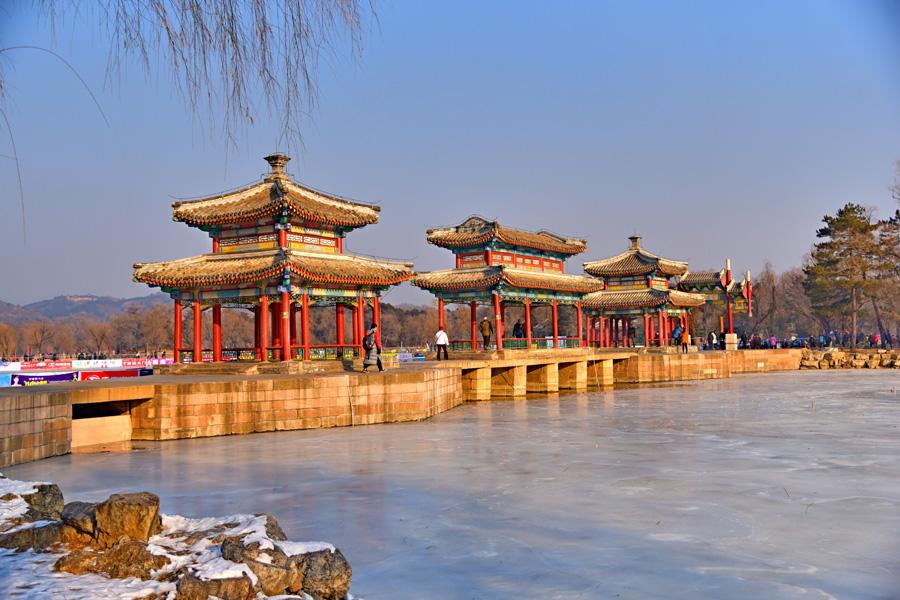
6 371 900 599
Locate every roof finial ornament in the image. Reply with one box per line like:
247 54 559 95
628 234 642 250
264 153 291 179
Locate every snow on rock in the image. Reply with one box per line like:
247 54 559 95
0 473 353 599
0 477 41 525
277 541 336 556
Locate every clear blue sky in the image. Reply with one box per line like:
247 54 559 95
1 0 899 305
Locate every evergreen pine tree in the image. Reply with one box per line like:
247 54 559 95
803 203 879 349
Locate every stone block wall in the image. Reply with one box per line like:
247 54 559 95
131 368 463 441
0 391 71 468
613 352 731 384
613 349 803 384
727 349 802 373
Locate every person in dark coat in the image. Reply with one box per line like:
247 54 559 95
512 319 525 339
479 317 494 350
362 324 383 373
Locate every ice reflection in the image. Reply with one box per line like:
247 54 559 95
5 371 900 599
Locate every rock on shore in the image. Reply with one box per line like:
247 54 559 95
0 474 352 599
799 349 900 370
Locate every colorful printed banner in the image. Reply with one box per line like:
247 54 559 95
0 374 10 386
10 372 78 386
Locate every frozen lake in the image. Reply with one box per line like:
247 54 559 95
6 371 900 599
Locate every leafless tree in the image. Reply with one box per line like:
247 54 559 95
0 322 18 357
23 320 55 355
79 318 112 355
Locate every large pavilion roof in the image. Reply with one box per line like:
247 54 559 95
680 270 726 288
583 288 706 311
411 266 603 294
133 249 413 289
426 216 587 255
583 236 688 277
171 154 380 229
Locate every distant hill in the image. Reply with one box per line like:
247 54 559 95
0 300 42 324
0 293 169 324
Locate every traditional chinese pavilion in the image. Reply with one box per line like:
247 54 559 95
581 236 706 347
679 259 753 334
133 153 413 363
411 216 603 350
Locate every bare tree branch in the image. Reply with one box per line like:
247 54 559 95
29 0 373 148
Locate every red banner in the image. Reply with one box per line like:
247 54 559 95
79 369 141 381
21 360 73 371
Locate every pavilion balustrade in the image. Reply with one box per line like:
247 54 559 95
440 299 587 353
174 296 379 364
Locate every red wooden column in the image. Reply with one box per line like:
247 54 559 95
351 302 360 347
373 296 381 347
280 292 291 362
683 312 690 339
525 300 532 349
212 303 222 362
192 298 202 363
290 303 298 357
493 292 503 350
604 317 609 348
301 293 311 361
598 317 604 348
271 300 281 359
577 302 584 347
253 306 261 360
358 296 366 342
470 301 478 350
438 298 445 330
643 313 650 347
173 299 182 363
551 301 559 348
658 312 665 347
336 304 345 346
260 295 269 361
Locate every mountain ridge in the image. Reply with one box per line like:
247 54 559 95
0 293 169 324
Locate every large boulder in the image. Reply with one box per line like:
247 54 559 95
54 537 169 580
175 572 256 600
293 548 352 600
93 492 161 548
21 483 65 521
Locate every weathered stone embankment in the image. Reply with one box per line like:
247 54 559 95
799 349 900 370
0 474 351 599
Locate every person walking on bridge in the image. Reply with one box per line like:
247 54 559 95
362 324 384 373
680 328 690 353
434 326 449 360
480 317 494 351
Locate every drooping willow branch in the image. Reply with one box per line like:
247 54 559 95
32 0 373 146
